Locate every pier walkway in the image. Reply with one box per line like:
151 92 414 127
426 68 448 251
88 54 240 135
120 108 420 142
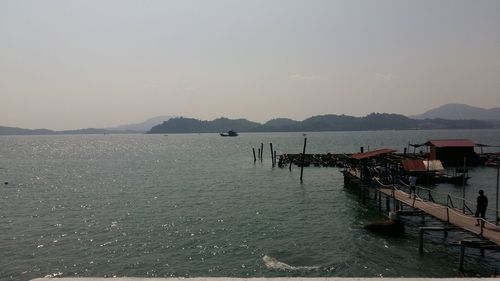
378 186 500 245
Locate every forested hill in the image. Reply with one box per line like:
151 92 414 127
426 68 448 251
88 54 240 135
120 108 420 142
147 113 496 134
147 117 261 134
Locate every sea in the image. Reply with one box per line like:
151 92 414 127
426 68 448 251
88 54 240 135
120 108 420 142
1 129 500 280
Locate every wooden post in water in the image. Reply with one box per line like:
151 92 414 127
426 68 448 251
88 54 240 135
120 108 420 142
269 143 274 167
419 228 424 254
289 157 293 171
300 138 307 183
260 143 264 162
462 157 467 213
392 186 397 211
496 164 499 225
458 245 465 272
252 148 256 162
378 190 382 213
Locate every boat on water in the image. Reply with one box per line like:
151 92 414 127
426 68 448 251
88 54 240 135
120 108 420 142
434 173 470 185
220 130 238 137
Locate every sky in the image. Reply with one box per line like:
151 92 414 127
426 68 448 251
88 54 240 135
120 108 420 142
1 0 499 130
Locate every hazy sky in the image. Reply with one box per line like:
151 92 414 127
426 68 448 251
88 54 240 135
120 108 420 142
1 0 499 129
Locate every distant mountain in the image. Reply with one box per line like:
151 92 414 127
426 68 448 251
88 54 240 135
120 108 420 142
263 118 300 127
293 113 416 131
58 128 115 135
3 111 498 136
148 117 261 134
147 113 497 134
412 103 500 121
0 126 130 136
211 117 261 132
107 115 175 132
0 126 55 135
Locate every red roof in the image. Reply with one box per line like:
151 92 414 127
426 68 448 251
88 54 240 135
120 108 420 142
402 159 444 172
351 148 396 160
426 139 475 148
402 159 426 171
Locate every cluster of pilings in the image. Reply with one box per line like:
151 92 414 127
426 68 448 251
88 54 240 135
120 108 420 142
277 153 348 168
251 142 278 167
252 138 309 182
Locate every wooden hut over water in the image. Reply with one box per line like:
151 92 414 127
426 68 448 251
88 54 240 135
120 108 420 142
425 139 476 166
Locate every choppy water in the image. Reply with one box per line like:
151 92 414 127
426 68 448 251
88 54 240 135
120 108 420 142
1 129 499 280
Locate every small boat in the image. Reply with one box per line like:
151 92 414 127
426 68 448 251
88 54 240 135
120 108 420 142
434 173 470 185
220 130 238 137
434 167 471 185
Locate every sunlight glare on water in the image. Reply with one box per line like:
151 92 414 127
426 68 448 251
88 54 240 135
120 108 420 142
0 130 499 280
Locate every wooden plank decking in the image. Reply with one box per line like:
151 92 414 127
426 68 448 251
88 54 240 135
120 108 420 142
379 187 500 245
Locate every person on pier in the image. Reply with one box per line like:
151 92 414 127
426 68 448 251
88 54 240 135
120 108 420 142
408 174 417 198
475 189 488 226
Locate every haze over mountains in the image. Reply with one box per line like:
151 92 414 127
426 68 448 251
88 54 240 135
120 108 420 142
106 115 176 132
1 104 500 135
0 116 176 135
412 103 500 121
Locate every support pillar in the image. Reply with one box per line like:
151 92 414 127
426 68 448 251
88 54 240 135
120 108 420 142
419 228 424 255
458 245 465 272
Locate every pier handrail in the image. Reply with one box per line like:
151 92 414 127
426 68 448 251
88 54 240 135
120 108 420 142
376 178 500 235
420 196 499 236
446 194 455 208
374 178 500 226
421 197 497 236
397 179 499 216
372 178 393 188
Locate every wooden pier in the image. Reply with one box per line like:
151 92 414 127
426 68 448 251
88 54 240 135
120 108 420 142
343 169 500 273
344 170 500 242
269 140 500 273
377 186 500 244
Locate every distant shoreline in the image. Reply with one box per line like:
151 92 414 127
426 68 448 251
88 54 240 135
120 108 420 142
2 127 500 137
147 114 499 134
3 112 500 136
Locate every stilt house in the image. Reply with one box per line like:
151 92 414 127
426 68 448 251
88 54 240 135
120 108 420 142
425 139 476 166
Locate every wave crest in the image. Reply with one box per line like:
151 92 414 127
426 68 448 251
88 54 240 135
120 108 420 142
262 255 323 271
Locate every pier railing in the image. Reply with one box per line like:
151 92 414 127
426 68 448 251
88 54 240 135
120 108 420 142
373 178 500 235
397 180 488 215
